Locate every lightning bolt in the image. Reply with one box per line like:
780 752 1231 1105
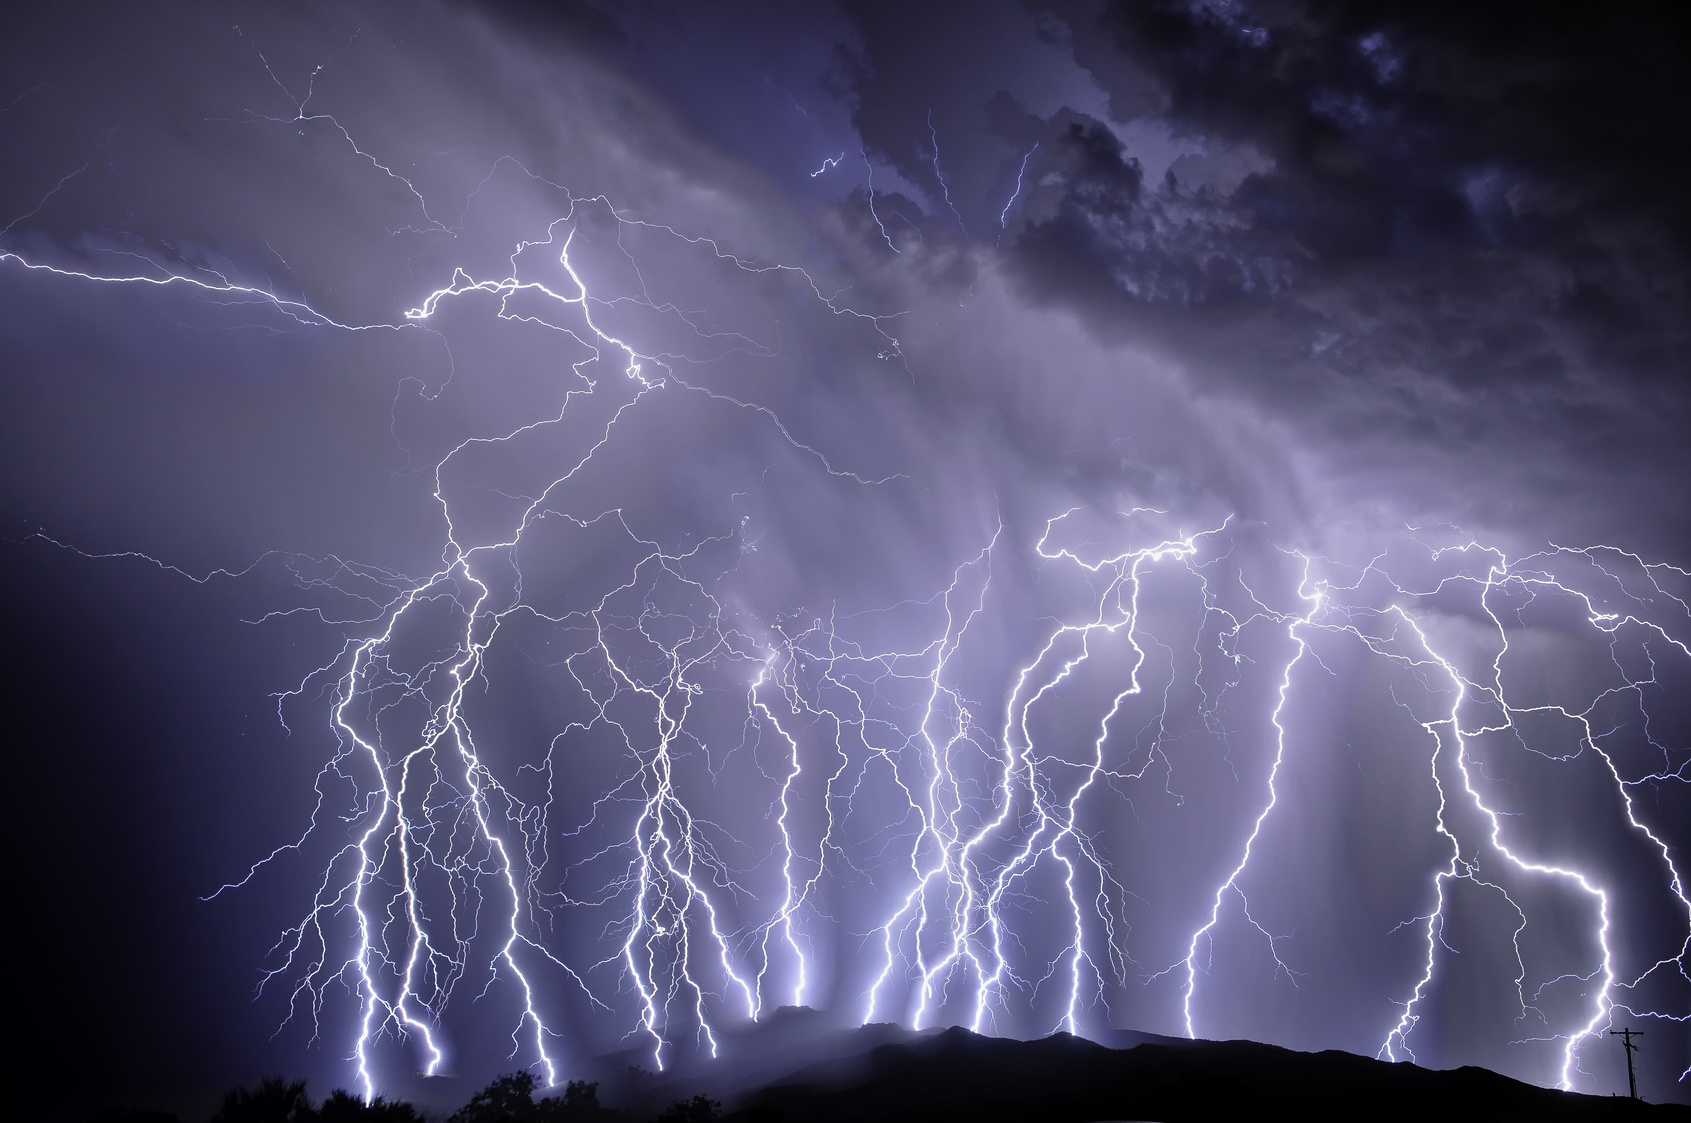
6 31 1687 1105
1173 540 1691 1090
926 109 967 235
999 142 1039 235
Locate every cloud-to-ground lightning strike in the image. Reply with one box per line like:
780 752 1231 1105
4 36 1687 1105
1171 543 1691 1088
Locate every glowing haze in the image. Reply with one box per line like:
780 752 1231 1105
3 0 1688 1113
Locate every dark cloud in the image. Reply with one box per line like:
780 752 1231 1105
3 1 1687 1115
819 0 1690 548
999 0 1691 550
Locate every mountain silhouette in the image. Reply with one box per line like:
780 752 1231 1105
701 1018 1686 1122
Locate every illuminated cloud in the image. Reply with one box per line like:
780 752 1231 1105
3 1 1686 1112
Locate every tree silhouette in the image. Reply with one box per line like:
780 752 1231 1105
200 1080 430 1123
536 1080 603 1121
449 1073 541 1123
650 1094 719 1123
209 1079 315 1123
448 1072 606 1123
317 1089 423 1122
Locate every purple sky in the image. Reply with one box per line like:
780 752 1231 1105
3 1 1688 1115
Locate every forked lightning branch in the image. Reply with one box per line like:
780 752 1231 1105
5 58 1687 1103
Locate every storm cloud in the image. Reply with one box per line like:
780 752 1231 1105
3 1 1687 1115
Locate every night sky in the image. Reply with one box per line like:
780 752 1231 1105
4 1 1689 1115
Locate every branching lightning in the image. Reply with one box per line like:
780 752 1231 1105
1169 543 1691 1089
5 32 1687 1104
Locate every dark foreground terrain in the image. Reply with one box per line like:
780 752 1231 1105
90 1016 1689 1122
724 1025 1688 1121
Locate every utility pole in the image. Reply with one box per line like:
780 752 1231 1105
1610 1028 1643 1100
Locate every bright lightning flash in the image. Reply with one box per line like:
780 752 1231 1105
4 41 1687 1104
